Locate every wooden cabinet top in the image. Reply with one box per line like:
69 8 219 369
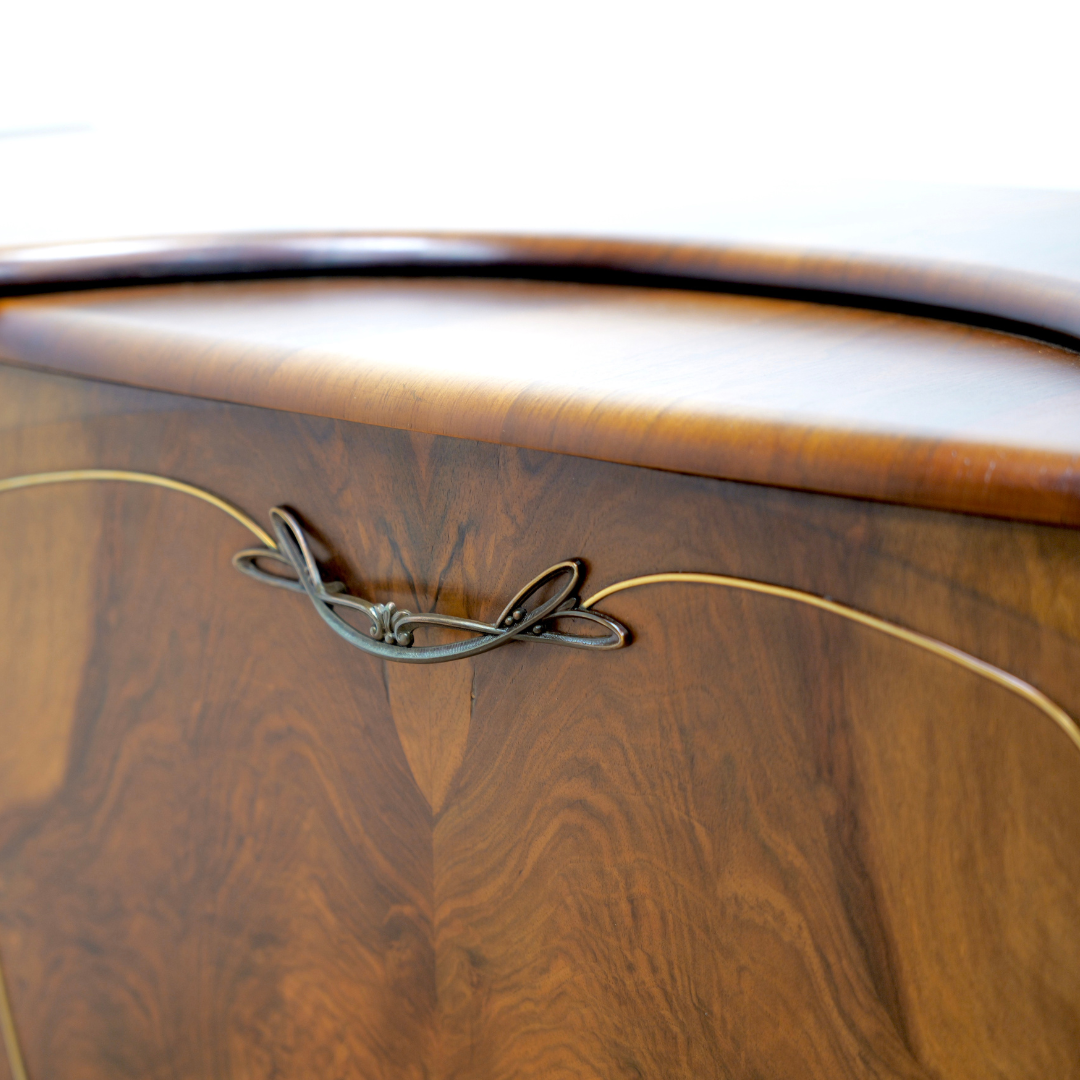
2 218 1080 526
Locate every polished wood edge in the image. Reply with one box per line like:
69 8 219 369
2 231 1080 351
2 347 1078 529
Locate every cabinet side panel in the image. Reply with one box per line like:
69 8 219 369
0 362 1078 1079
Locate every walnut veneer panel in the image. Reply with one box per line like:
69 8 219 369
1 363 1078 1078
2 278 1080 525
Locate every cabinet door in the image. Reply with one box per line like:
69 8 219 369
2 363 1078 1080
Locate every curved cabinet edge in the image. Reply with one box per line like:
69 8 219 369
2 231 1080 349
2 232 1080 527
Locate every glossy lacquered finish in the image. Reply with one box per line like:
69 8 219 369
2 278 1079 526
1 363 1078 1079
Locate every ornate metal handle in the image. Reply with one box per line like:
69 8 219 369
233 507 629 664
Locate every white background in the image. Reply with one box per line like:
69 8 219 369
2 0 1079 245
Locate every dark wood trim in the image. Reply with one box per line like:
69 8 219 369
3 231 1080 351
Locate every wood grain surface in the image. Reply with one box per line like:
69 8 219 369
2 278 1080 527
1 362 1079 1078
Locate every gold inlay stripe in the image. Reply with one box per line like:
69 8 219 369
0 470 276 550
0 959 27 1080
583 573 1080 755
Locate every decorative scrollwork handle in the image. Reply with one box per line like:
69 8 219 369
232 507 629 664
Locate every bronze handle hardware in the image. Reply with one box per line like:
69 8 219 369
233 507 629 663
0 471 627 666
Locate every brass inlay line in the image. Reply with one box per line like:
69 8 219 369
582 573 1080 755
0 470 276 550
0 953 28 1080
